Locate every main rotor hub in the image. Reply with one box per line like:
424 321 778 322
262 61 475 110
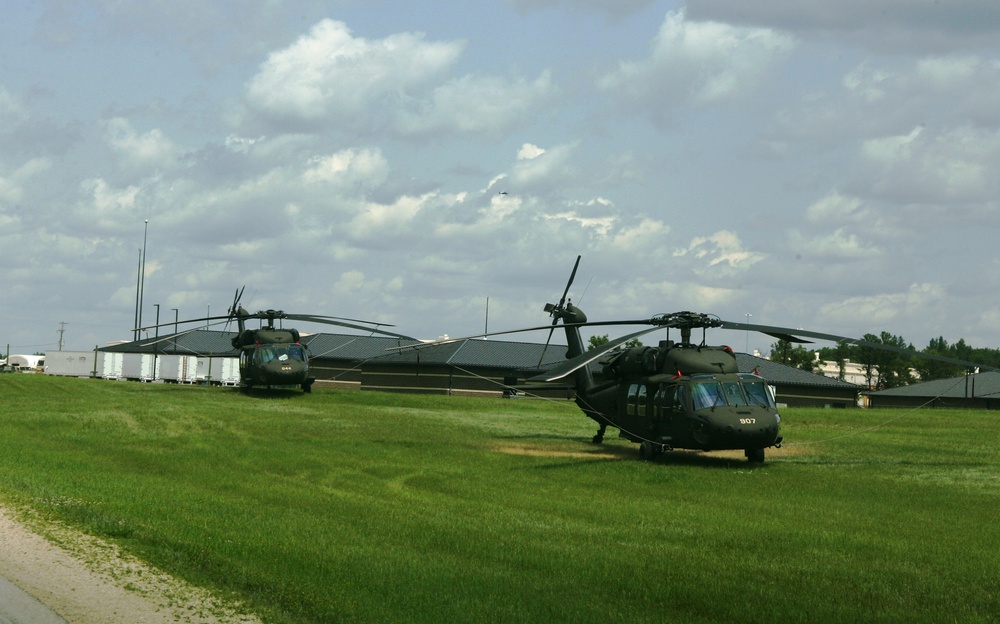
650 311 723 329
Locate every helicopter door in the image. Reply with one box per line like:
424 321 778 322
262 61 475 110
626 384 648 418
621 383 651 440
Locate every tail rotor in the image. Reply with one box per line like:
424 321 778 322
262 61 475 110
539 255 581 366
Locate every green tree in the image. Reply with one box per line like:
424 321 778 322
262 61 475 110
913 336 963 381
587 334 642 351
769 339 821 373
855 332 914 390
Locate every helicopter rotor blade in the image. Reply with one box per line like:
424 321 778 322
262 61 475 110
530 326 663 382
289 313 397 327
718 320 997 371
135 314 233 331
285 314 416 341
133 318 234 347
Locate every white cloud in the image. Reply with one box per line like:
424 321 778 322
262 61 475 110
598 9 795 121
392 71 554 136
508 142 578 188
805 191 871 225
818 283 947 328
348 193 430 239
788 227 882 261
103 118 176 170
860 125 1000 201
302 148 388 187
246 19 462 125
518 143 545 160
674 230 766 275
0 158 50 203
611 217 669 250
78 178 141 230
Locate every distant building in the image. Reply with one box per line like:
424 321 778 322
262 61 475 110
868 371 1000 409
7 354 44 371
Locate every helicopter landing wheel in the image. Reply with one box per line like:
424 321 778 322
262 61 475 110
745 448 765 463
639 441 659 461
592 424 606 445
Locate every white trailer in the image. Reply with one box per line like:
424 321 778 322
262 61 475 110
8 354 44 371
196 356 240 385
44 351 97 377
122 353 156 382
158 354 199 383
100 352 124 379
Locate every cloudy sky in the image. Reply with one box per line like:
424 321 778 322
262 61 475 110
3 0 1000 357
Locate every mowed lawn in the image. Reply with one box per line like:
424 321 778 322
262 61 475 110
1 374 998 623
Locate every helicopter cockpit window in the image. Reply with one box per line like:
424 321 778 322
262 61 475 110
257 347 278 364
722 381 749 406
742 381 776 408
286 344 306 361
691 382 725 410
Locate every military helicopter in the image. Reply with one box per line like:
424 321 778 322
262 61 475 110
142 287 415 392
424 256 991 463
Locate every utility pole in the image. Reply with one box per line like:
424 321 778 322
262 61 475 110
134 248 142 341
138 219 149 336
57 322 67 351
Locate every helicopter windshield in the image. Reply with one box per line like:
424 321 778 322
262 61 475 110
691 382 725 410
691 378 775 410
256 344 306 364
741 380 776 408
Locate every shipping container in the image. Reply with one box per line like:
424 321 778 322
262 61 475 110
44 351 97 377
196 356 240 385
100 352 124 379
122 353 155 381
158 354 199 383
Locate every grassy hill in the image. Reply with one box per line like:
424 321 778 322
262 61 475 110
1 375 998 623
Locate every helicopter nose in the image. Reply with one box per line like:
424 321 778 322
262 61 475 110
717 421 780 447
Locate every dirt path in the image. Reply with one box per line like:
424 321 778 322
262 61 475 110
0 507 261 624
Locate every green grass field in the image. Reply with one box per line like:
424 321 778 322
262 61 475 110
1 374 998 623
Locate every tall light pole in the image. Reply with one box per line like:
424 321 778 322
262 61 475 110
138 219 149 336
133 248 142 341
745 313 752 354
154 304 160 338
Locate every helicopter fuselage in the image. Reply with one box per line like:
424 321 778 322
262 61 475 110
554 304 782 461
580 370 782 457
233 324 314 392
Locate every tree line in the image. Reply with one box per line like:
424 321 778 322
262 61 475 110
769 335 1000 390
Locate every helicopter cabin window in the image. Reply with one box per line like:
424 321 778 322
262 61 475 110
627 384 648 417
674 385 689 410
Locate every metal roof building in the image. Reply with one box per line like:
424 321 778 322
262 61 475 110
868 371 1000 409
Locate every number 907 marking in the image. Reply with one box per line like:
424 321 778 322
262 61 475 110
739 418 756 425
